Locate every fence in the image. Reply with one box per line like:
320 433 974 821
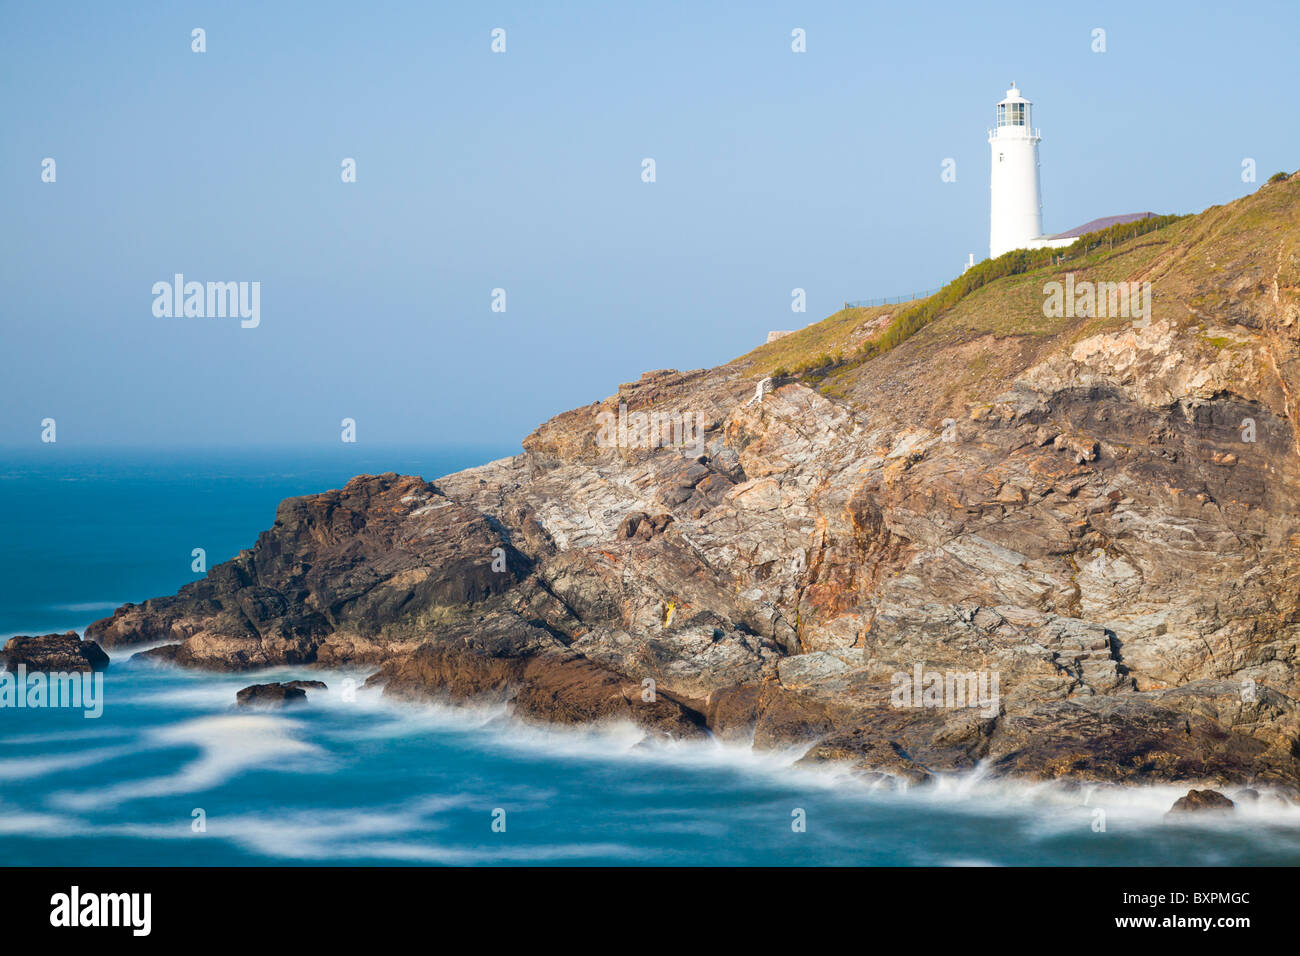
844 288 942 309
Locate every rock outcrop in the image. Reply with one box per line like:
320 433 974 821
3 632 110 673
85 177 1300 789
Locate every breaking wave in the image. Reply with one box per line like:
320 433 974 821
3 663 1299 865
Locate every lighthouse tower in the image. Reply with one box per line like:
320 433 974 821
988 83 1045 259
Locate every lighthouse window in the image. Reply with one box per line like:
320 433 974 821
998 102 1026 127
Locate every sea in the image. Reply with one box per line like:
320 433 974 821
3 446 1299 866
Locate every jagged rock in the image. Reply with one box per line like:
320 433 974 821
80 180 1300 789
2 632 109 672
616 512 675 540
86 474 525 670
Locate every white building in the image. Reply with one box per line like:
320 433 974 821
988 83 1077 259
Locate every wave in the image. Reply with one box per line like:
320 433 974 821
50 714 326 810
0 798 646 864
92 665 1300 831
317 684 1300 831
47 601 125 613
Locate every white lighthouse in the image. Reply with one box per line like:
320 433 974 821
988 83 1075 259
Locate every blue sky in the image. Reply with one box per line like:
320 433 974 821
2 0 1296 448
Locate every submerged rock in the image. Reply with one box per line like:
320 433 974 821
2 632 109 672
283 679 328 693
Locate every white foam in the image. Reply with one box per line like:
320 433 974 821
284 684 1300 831
0 806 76 836
0 745 133 782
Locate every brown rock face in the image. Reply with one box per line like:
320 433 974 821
2 633 110 672
83 181 1300 789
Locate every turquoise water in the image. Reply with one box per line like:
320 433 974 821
3 447 1300 866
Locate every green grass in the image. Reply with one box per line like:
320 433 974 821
735 304 893 379
787 213 1186 385
732 172 1300 411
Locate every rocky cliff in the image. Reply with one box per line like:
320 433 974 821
88 174 1300 790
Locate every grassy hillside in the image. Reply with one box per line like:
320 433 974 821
731 171 1300 418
